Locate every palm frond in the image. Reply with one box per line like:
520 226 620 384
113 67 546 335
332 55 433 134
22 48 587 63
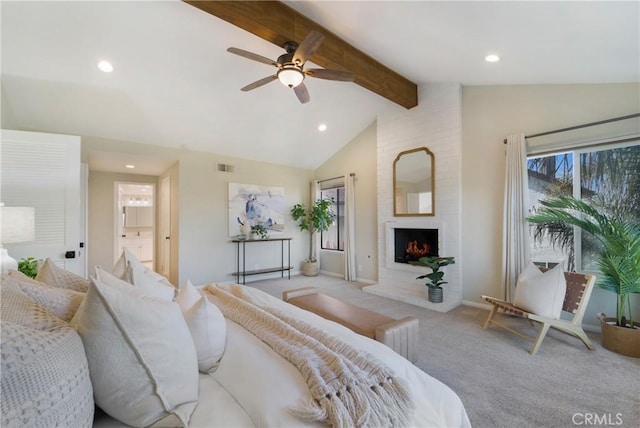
527 196 640 325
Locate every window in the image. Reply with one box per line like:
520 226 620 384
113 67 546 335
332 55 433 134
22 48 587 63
528 142 640 272
321 187 344 251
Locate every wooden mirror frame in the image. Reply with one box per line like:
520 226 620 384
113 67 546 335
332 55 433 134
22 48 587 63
393 147 435 216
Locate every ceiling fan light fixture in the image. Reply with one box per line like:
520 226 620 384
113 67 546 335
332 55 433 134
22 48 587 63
277 67 304 88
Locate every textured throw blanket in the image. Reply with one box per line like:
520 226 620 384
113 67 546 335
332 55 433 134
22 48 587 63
204 284 414 428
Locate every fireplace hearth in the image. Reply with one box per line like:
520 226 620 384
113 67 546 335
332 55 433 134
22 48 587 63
394 228 439 263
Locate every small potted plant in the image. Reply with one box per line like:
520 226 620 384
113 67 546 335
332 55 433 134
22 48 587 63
250 224 269 240
290 198 335 276
412 256 455 303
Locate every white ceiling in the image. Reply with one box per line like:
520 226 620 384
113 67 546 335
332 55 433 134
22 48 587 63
2 1 638 174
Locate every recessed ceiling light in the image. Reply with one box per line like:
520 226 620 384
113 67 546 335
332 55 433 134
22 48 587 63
485 54 500 63
125 164 135 169
318 123 327 132
98 60 114 73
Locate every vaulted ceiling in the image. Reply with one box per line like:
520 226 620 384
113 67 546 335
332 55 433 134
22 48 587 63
2 1 638 173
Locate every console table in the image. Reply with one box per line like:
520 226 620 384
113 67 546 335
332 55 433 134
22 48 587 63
232 238 292 284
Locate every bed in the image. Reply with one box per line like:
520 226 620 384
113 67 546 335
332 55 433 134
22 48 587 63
2 256 469 428
95 283 470 427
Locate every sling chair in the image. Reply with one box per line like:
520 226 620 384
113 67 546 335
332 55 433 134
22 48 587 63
482 270 596 355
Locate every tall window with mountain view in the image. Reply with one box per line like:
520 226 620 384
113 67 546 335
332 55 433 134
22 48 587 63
527 142 640 272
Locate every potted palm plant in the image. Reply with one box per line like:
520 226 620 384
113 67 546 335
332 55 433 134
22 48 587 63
290 198 335 276
527 196 640 357
412 256 455 303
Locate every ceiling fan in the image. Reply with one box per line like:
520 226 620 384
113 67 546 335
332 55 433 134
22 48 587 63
227 30 356 104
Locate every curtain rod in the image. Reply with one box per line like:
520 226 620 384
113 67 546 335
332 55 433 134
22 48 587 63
317 173 355 184
503 113 640 144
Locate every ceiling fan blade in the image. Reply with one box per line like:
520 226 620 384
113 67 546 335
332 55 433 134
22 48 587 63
294 82 310 104
227 47 278 67
241 75 278 92
293 30 325 65
305 68 356 82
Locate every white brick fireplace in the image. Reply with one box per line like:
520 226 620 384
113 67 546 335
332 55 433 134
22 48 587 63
363 83 463 313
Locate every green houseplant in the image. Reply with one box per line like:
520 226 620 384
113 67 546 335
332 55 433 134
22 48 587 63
412 256 455 303
18 257 39 279
527 196 640 356
290 198 335 276
250 224 269 240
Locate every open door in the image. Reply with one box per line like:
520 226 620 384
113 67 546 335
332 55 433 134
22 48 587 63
1 129 84 275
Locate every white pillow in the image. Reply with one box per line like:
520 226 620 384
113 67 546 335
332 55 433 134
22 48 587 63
71 267 199 427
176 280 203 311
35 258 90 292
176 281 227 373
0 279 94 427
513 262 566 319
11 275 84 322
112 248 174 288
128 257 175 301
111 251 130 282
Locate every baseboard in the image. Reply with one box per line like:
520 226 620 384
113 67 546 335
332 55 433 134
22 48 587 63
217 269 302 285
317 269 377 285
318 270 342 278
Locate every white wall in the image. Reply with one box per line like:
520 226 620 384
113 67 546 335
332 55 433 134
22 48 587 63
84 138 314 286
374 83 463 311
461 82 640 328
314 121 378 282
87 171 158 277
176 151 313 286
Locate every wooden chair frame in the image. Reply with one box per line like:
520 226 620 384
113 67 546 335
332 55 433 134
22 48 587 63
482 270 596 355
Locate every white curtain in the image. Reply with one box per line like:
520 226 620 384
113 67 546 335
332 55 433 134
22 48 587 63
311 180 321 264
344 173 357 281
501 134 530 301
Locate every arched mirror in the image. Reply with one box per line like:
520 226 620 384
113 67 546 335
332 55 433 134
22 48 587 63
393 147 435 216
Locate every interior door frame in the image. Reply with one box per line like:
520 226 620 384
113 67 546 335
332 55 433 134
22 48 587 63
114 181 156 266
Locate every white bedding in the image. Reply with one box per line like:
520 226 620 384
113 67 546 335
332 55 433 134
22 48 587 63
92 374 254 427
94 284 471 427
208 285 471 428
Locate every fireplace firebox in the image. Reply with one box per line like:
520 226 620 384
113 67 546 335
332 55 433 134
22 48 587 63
394 228 439 263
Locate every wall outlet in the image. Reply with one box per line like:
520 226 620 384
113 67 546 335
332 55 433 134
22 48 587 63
254 264 260 270
358 264 363 272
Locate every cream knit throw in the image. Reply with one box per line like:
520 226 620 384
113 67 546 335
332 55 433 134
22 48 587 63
204 284 414 428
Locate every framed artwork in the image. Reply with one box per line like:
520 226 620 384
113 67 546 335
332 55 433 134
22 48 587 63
228 182 285 237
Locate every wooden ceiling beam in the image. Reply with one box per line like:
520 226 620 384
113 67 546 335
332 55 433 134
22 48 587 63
183 1 418 109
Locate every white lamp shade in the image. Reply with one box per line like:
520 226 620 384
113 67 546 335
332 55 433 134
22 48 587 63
0 206 35 244
277 67 304 88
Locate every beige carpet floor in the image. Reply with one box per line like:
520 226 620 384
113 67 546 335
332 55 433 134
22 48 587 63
247 274 640 428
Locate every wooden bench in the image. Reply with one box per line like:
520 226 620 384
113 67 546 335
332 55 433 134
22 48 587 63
282 287 418 362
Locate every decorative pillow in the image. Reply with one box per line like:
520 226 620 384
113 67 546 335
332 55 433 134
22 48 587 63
176 279 203 311
0 280 94 428
112 247 174 291
11 276 84 322
513 262 566 319
7 269 41 284
176 281 227 373
35 258 90 293
1 278 61 330
128 257 175 301
71 267 199 427
111 251 131 282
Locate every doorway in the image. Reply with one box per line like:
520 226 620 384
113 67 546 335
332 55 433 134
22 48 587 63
115 182 155 269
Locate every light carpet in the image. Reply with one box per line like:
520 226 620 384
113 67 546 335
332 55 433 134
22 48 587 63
248 274 640 428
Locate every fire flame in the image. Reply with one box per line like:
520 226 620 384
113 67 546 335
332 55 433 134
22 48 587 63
406 240 430 258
